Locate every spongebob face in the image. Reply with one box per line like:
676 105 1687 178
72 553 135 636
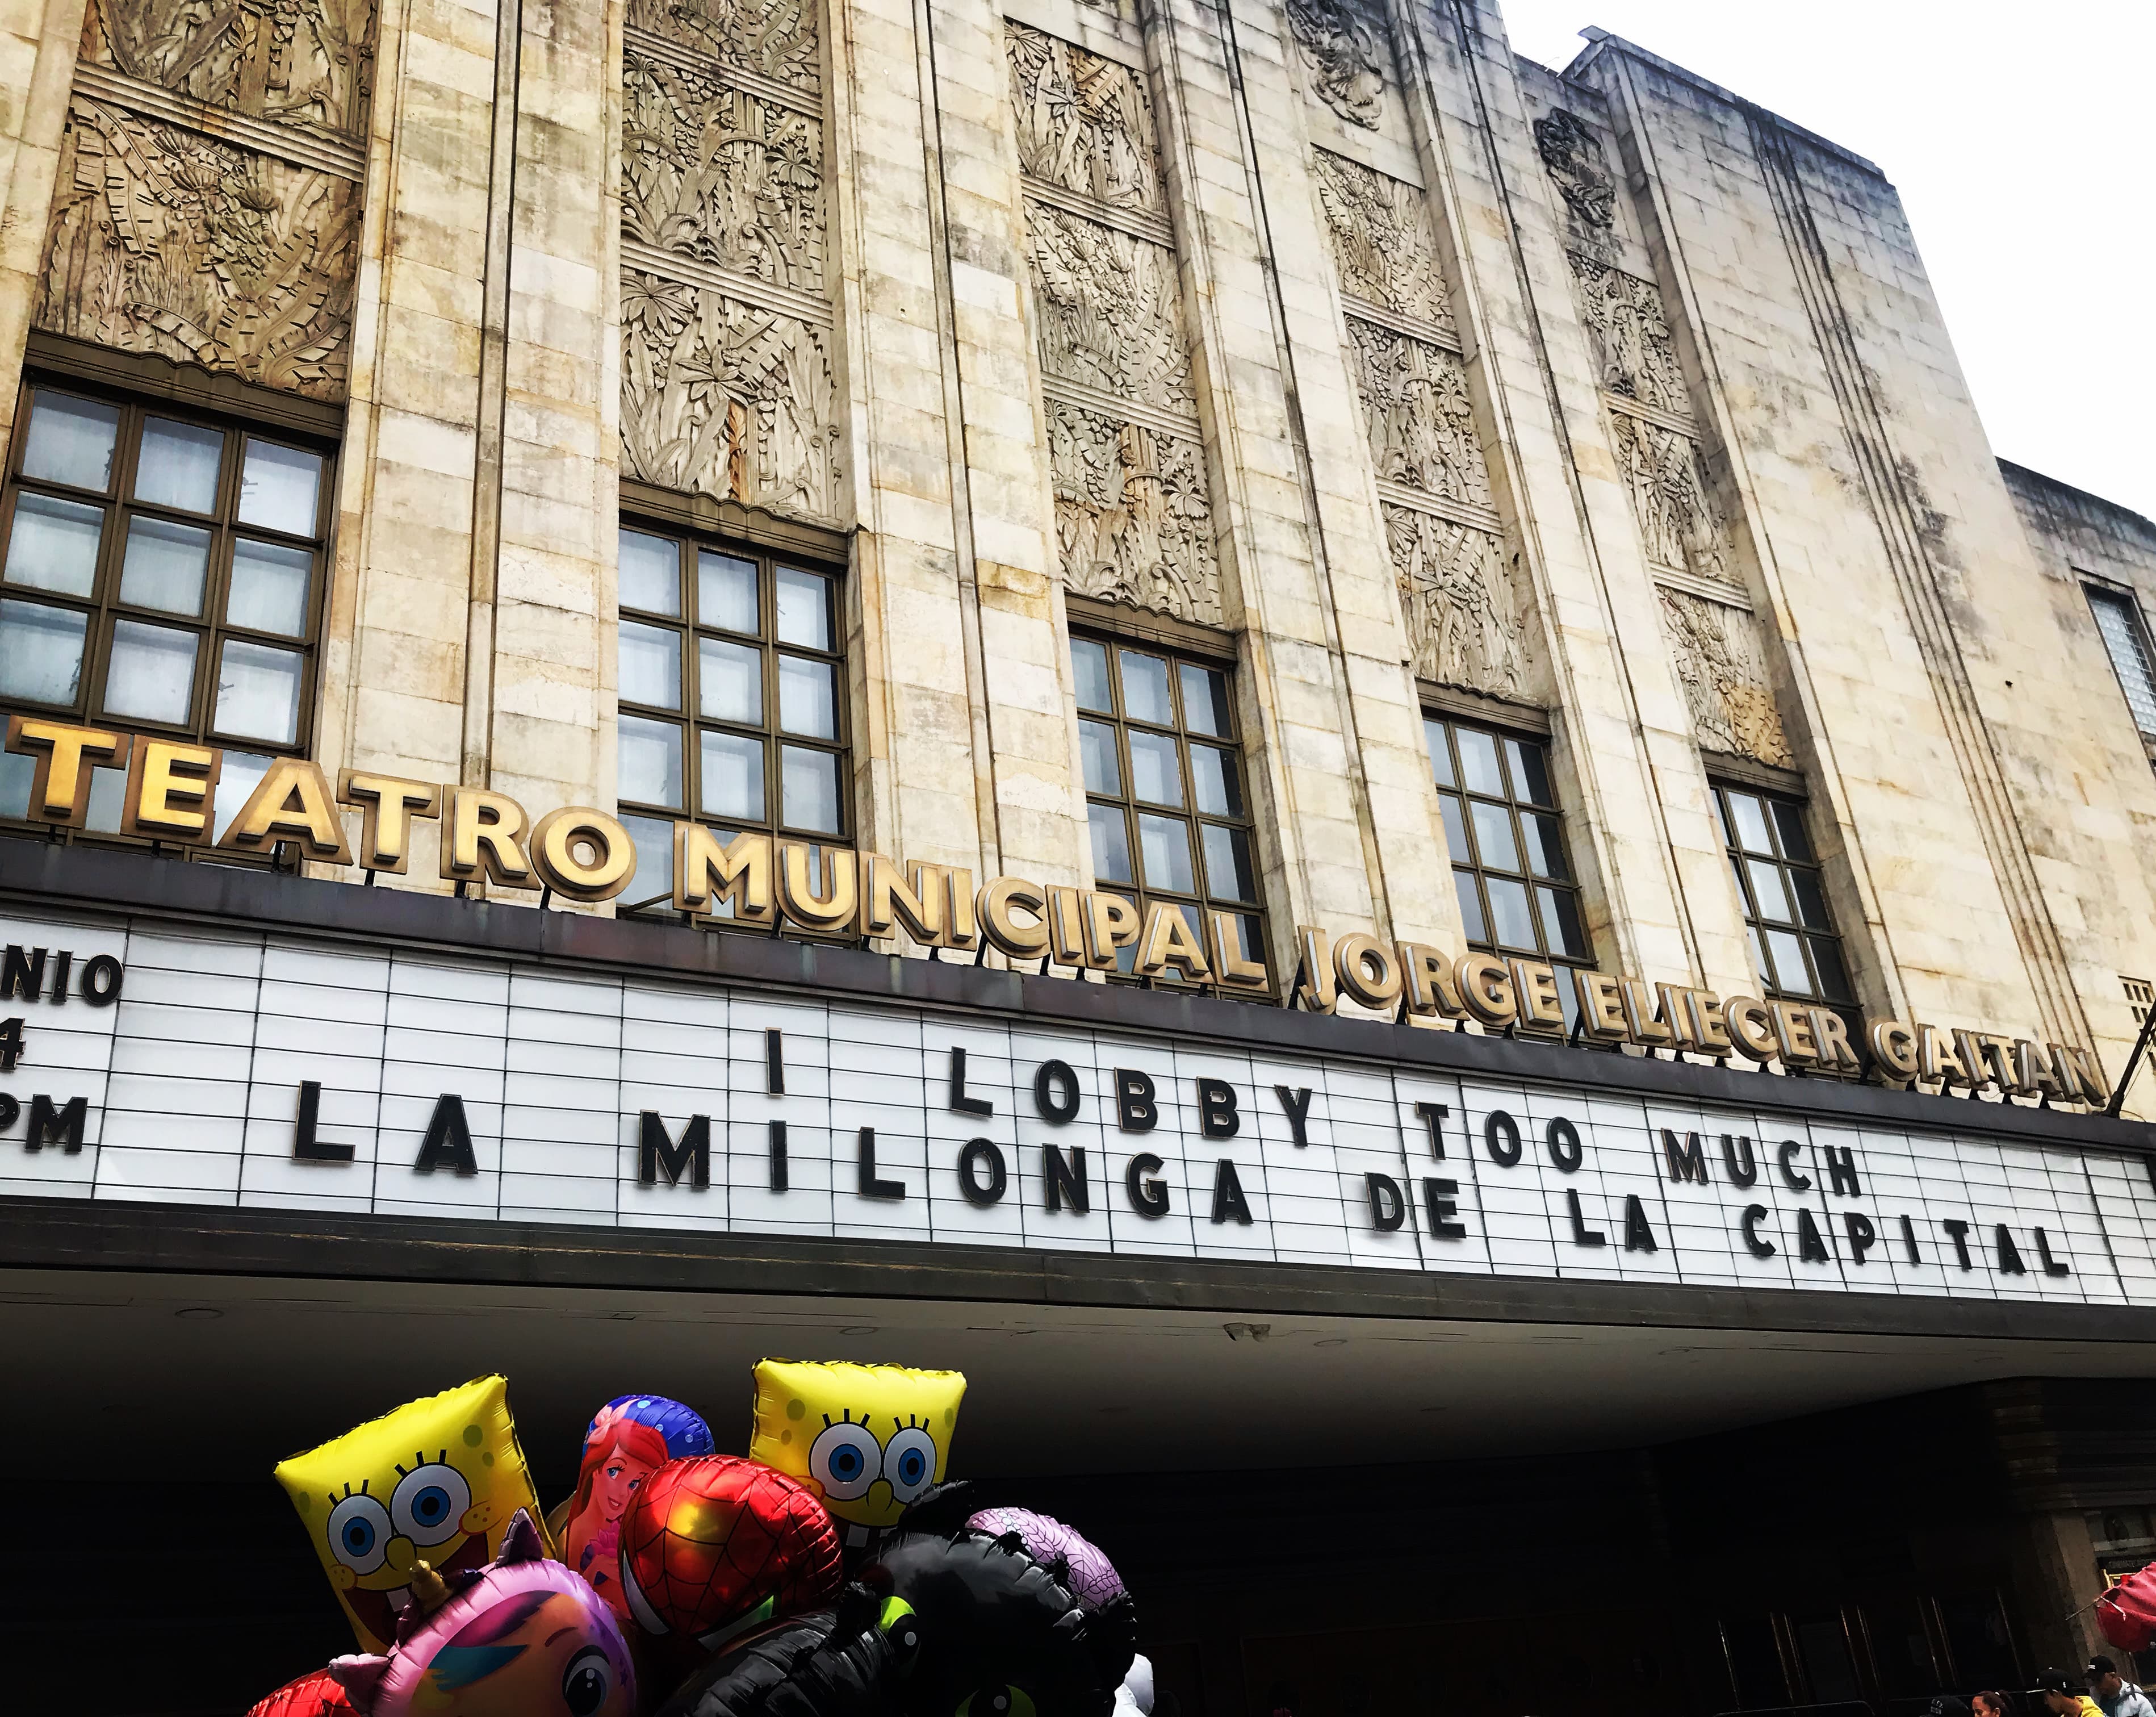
748 1360 966 1531
277 1375 544 1653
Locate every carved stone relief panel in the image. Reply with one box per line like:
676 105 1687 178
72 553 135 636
79 0 376 136
1347 319 1490 508
1385 504 1528 699
1311 150 1452 332
626 0 820 93
1006 21 1162 214
621 269 840 521
1534 107 1617 262
623 48 824 292
1283 0 1384 131
1564 253 1689 417
1050 400 1221 626
37 98 357 399
1027 203 1193 418
1657 586 1793 767
1608 413 1732 585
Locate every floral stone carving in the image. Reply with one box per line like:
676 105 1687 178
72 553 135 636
621 269 840 521
1609 413 1733 584
1027 202 1194 417
37 98 357 399
1347 319 1491 508
1385 504 1527 698
626 0 819 93
1006 21 1163 213
1312 150 1452 331
1657 586 1793 766
623 48 824 292
1284 0 1384 131
1565 253 1689 417
1050 400 1220 625
1534 107 1617 256
79 0 376 136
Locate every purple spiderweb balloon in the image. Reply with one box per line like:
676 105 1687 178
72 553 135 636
965 1507 1125 1609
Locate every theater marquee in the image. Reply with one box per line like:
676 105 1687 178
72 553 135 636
3 899 2154 1309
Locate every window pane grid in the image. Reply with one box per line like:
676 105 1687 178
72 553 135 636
0 382 330 838
617 525 850 916
2088 587 2156 738
1713 782 1855 1012
1073 632 1269 995
1424 715 1589 968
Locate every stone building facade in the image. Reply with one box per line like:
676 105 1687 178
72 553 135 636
6 0 2156 1709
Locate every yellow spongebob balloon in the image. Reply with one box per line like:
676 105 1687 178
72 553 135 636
749 1360 965 1538
275 1375 545 1653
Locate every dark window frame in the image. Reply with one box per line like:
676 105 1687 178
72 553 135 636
614 520 852 914
1711 778 1858 1014
1070 625 1272 996
0 372 336 845
1422 710 1592 973
2085 580 2156 747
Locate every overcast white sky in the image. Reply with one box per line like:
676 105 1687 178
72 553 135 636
1498 1 2156 521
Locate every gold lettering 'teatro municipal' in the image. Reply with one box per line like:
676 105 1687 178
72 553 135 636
3 717 2111 1106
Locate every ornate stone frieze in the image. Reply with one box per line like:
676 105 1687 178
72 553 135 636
621 268 840 521
623 48 824 292
1657 586 1793 766
1283 0 1384 131
37 98 357 399
1565 253 1689 417
79 0 375 136
1027 202 1192 417
1311 150 1452 332
1006 21 1162 214
1347 319 1489 508
626 0 819 92
1385 504 1527 699
1534 107 1617 260
1608 413 1732 584
1050 400 1220 626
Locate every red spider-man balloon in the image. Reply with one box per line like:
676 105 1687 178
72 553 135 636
246 1668 355 1717
619 1454 844 1655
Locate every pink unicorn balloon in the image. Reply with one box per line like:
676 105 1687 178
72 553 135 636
326 1510 635 1717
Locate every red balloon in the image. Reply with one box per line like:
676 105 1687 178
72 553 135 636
2100 1565 2156 1653
619 1455 843 1650
246 1668 356 1717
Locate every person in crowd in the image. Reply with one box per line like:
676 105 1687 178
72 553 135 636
2037 1668 2104 1717
1975 1690 2022 1717
1931 1697 1972 1717
2088 1656 2156 1717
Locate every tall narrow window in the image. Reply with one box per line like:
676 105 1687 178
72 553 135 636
1071 632 1269 992
1424 715 1591 972
0 382 332 830
614 524 849 913
2088 587 2156 740
1713 782 1856 1013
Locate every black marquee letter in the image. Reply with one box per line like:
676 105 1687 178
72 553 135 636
857 1127 906 1201
1043 1143 1088 1214
1843 1210 1877 1265
1994 1225 2027 1275
1114 1070 1157 1133
25 1093 86 1154
1796 1208 1830 1264
1740 1205 1776 1258
0 1093 19 1131
1423 1177 1466 1240
1211 1158 1252 1225
1367 1172 1405 1231
1777 1139 1812 1191
2 946 45 1002
1722 1134 1758 1188
1196 1077 1240 1140
1545 1117 1583 1173
1661 1130 1708 1185
292 1080 355 1164
2034 1227 2071 1277
1276 1085 1315 1147
1125 1152 1169 1217
1622 1194 1657 1254
81 954 123 1006
1822 1144 1861 1197
948 1046 993 1116
1484 1110 1522 1167
1942 1217 1973 1271
769 1118 789 1191
958 1138 1007 1206
1899 1212 1921 1264
1033 1060 1080 1123
1413 1101 1448 1159
1565 1188 1606 1247
415 1094 478 1176
639 1112 710 1189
